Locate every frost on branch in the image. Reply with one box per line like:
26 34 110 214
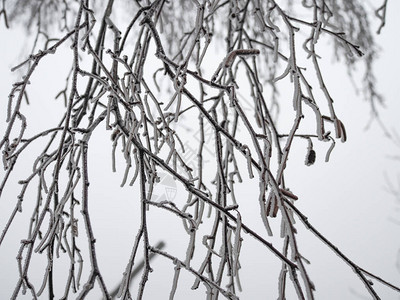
0 0 398 299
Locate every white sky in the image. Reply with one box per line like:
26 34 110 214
1 1 400 299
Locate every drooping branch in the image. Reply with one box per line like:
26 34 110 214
0 0 398 299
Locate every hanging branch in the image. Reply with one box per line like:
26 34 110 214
0 0 398 299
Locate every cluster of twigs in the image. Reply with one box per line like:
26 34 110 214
0 0 397 299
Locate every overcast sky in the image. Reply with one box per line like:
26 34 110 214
1 2 400 299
